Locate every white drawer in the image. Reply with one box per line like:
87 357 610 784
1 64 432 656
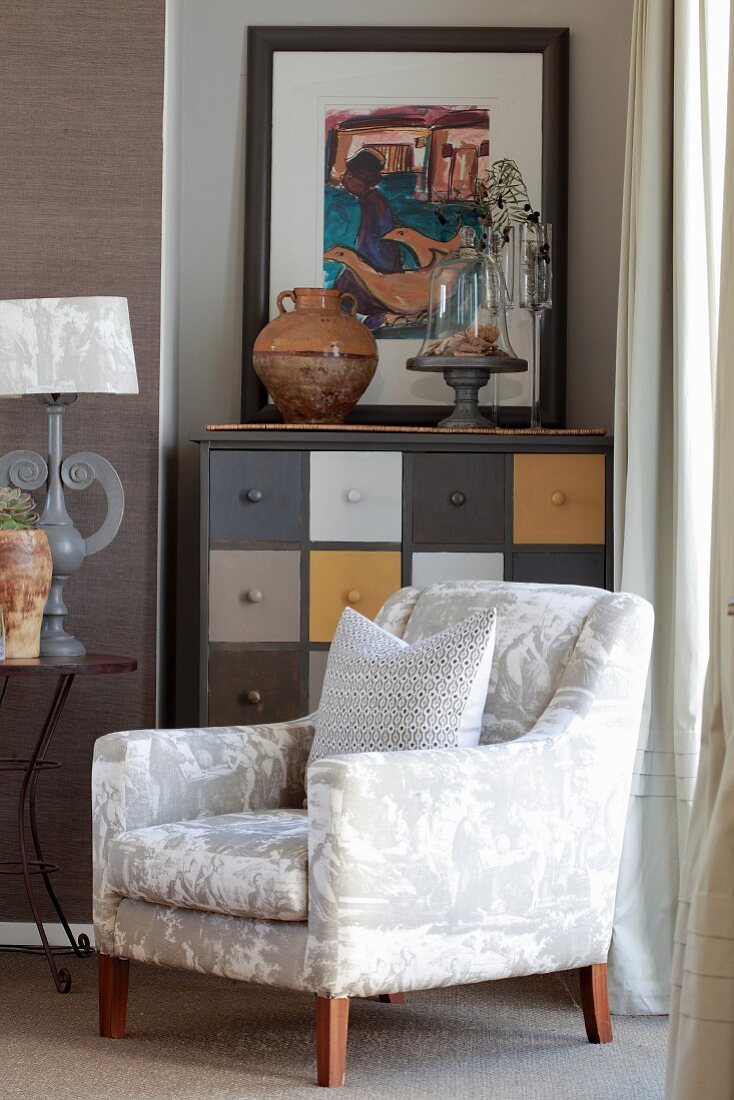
411 552 505 587
309 451 402 542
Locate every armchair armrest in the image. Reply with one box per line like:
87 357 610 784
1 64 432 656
304 594 654 997
305 730 626 996
92 716 314 952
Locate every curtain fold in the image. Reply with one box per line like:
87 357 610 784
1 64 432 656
611 0 720 1013
666 6 734 1090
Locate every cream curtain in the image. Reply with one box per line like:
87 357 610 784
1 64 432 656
611 0 727 1013
666 8 734 1091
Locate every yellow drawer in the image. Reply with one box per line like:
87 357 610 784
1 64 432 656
513 454 606 545
309 550 402 642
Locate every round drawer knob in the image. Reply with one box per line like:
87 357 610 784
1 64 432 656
450 491 466 507
346 589 362 605
551 490 567 506
346 488 362 504
246 488 263 503
245 689 262 705
245 589 263 603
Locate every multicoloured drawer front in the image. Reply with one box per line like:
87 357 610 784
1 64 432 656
200 439 612 725
412 453 505 545
411 552 505 587
513 454 606 545
209 550 300 643
309 550 402 643
310 451 402 542
210 450 302 542
208 649 301 726
513 551 606 588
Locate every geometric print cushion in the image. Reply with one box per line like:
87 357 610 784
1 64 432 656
308 606 496 766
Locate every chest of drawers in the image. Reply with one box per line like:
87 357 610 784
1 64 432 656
197 431 612 726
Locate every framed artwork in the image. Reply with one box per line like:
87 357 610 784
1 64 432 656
242 27 568 426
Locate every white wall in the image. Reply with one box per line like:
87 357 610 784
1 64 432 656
172 0 633 721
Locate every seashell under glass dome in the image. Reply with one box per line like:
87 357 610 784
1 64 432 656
407 226 526 428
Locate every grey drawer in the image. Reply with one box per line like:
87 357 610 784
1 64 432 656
209 550 301 642
412 453 505 545
208 649 302 726
210 450 302 542
512 551 606 588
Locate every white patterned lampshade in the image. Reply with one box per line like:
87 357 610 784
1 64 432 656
0 296 138 396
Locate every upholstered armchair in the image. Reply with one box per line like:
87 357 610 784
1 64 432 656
92 582 653 1087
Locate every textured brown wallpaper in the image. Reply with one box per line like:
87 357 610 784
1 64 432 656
0 2 164 921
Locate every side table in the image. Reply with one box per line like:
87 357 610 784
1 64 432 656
0 654 136 993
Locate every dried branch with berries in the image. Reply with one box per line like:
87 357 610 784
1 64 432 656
436 158 542 239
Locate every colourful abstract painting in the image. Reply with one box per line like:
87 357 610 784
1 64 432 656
323 104 490 339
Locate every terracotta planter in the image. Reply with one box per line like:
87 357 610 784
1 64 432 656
0 530 52 659
253 288 378 423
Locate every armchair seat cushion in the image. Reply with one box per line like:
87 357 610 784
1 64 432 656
107 809 308 921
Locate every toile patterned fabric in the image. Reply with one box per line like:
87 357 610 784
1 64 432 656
0 296 138 395
92 582 653 1001
400 582 610 743
108 809 308 921
92 717 314 953
373 585 421 639
114 898 310 989
309 606 496 763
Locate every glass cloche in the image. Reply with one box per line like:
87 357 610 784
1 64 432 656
407 226 526 428
408 225 526 372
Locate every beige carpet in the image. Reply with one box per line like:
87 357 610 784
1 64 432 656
2 954 667 1098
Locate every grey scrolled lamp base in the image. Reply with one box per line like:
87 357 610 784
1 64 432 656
0 395 125 656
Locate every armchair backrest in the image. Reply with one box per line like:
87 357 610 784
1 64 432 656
375 581 617 744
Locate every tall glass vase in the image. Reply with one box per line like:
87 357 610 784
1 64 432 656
519 222 552 428
484 225 515 425
484 224 515 306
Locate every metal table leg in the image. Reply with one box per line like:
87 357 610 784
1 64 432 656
0 673 91 993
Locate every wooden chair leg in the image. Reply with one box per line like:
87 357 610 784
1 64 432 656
579 963 612 1044
315 996 349 1087
99 953 129 1039
377 993 405 1004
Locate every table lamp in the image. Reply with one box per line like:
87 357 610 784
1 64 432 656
0 296 138 656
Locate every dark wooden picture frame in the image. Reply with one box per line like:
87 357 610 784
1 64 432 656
242 26 569 427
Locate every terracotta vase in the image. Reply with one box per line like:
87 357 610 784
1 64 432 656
253 288 378 423
0 530 53 659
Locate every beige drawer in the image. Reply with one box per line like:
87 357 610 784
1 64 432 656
513 454 606 545
209 550 300 642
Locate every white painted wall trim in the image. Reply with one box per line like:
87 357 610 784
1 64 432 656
1 922 95 948
157 0 183 725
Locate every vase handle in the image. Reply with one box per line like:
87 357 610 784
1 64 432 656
339 292 357 315
276 290 296 314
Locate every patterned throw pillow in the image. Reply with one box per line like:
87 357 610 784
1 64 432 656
308 606 497 765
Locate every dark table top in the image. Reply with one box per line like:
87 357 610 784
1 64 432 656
0 654 137 676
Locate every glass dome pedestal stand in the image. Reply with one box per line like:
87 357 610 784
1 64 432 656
407 355 527 429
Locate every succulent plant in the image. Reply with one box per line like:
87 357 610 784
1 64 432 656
0 487 40 531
